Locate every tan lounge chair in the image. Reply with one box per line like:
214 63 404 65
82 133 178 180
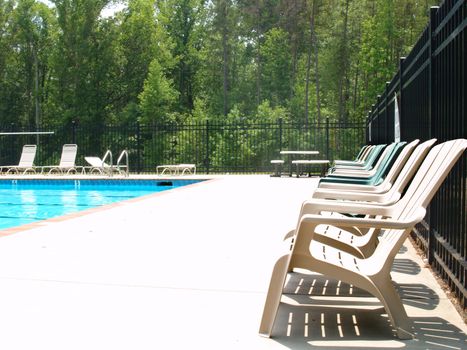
330 143 397 177
313 139 436 204
316 139 435 194
334 145 371 166
1 144 37 175
259 139 467 340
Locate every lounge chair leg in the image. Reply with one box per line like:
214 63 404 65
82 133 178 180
375 277 413 339
259 254 291 337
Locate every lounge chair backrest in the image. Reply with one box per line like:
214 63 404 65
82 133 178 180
382 139 436 200
342 144 386 171
369 143 396 169
407 139 467 211
377 139 419 187
353 145 373 163
331 144 387 172
371 141 407 185
354 145 369 161
366 144 388 168
335 145 373 166
379 139 419 185
391 140 447 217
18 145 37 167
374 139 467 266
322 143 406 186
59 144 78 167
85 156 109 168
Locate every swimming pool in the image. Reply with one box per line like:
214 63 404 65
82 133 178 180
0 179 202 230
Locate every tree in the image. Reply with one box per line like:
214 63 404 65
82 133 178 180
139 58 178 124
0 0 437 130
260 28 292 108
49 0 111 126
196 0 240 118
0 0 22 125
0 0 54 128
116 0 166 121
158 0 205 113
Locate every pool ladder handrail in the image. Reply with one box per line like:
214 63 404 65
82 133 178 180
116 150 129 177
102 149 113 177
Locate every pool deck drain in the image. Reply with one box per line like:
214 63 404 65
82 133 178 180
0 175 465 349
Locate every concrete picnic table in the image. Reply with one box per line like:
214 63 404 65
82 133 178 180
280 151 329 177
280 151 318 176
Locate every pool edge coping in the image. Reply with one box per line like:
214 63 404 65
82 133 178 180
0 177 218 237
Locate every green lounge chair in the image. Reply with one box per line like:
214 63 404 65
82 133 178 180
319 142 406 186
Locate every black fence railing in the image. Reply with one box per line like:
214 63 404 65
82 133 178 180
366 0 467 308
0 118 365 174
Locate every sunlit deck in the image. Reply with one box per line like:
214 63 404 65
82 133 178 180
0 175 465 349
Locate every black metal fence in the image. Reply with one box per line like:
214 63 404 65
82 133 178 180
366 0 467 308
0 118 365 174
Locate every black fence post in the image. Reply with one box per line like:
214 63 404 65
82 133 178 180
399 57 405 140
71 120 77 144
385 82 390 143
428 6 438 141
278 118 283 152
377 96 382 143
326 117 330 160
136 121 142 174
370 110 375 144
205 119 210 174
366 111 372 144
426 6 439 265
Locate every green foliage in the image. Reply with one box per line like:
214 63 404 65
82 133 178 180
139 58 179 124
0 0 436 164
116 0 174 121
255 100 288 123
49 0 111 128
260 28 292 107
0 0 55 126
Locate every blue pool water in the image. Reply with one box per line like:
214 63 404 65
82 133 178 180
0 179 201 230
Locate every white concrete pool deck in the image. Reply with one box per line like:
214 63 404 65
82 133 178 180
0 175 465 349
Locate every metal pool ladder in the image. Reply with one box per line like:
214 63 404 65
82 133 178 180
116 150 129 177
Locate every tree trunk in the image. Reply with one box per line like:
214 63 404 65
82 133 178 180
222 2 229 116
33 49 41 144
304 0 316 126
222 32 229 116
338 0 350 123
314 28 321 126
353 57 360 114
255 0 261 107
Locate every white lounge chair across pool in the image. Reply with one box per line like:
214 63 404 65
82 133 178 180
156 164 196 176
41 144 78 175
1 144 37 175
85 150 129 177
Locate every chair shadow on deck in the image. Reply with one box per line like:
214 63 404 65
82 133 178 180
270 271 465 350
391 257 421 275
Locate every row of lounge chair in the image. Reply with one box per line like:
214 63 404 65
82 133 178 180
259 138 467 339
1 144 129 176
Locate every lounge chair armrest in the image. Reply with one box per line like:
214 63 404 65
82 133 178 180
328 170 374 178
299 198 394 217
299 207 426 230
283 229 295 240
312 189 390 202
318 181 388 192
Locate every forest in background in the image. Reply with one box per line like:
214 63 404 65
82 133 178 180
0 0 440 131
